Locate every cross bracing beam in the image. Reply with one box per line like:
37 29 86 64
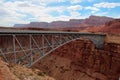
0 30 106 67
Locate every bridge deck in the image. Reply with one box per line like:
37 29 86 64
0 29 106 36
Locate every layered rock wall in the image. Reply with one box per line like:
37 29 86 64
32 39 120 80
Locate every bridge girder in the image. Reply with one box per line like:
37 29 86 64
0 32 106 67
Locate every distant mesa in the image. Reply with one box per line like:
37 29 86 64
29 22 49 28
82 15 113 26
14 24 28 27
14 15 114 28
83 18 120 34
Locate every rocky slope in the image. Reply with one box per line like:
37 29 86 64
32 37 120 80
0 58 55 80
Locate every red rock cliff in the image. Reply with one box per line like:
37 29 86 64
32 39 120 80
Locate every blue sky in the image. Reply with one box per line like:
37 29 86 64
0 0 120 27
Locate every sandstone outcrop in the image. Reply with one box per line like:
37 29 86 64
32 39 120 80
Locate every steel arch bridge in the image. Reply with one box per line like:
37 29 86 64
0 30 106 67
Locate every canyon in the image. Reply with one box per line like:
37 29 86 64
31 36 120 80
0 15 120 80
0 34 120 80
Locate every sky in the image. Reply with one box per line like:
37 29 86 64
0 0 120 27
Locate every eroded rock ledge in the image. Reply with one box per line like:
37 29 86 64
32 39 120 80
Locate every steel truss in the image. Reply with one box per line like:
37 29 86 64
0 33 80 66
0 32 106 67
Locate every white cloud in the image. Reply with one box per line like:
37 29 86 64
70 0 82 4
8 0 67 5
0 16 29 27
46 6 66 14
87 0 94 2
24 0 68 6
94 2 120 8
0 0 85 26
70 11 81 17
85 6 99 13
84 2 120 14
68 5 83 11
17 2 31 7
0 8 9 17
